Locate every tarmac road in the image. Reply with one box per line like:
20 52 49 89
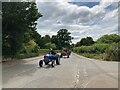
2 53 119 88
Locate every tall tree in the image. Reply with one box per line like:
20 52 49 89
2 2 42 57
44 35 51 43
76 37 94 46
56 29 73 49
37 35 51 49
51 35 58 48
30 30 42 46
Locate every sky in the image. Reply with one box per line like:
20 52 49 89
36 0 119 44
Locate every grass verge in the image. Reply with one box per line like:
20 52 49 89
80 53 104 60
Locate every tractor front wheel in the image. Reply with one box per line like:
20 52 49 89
39 60 43 67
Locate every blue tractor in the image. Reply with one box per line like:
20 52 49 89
39 53 60 67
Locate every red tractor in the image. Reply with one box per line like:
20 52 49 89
60 48 71 58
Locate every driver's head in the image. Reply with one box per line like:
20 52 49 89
63 48 66 50
50 48 53 51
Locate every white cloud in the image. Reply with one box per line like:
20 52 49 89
36 0 118 43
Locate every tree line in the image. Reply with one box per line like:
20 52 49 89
2 2 73 58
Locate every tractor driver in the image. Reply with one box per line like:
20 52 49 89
49 48 56 55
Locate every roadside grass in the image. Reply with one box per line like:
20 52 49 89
80 53 104 60
14 53 40 59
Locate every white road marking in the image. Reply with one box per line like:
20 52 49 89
74 68 80 88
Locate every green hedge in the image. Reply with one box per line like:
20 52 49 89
73 43 109 54
73 43 119 61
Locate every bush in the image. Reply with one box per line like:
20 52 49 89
103 43 119 61
93 44 109 54
32 45 40 53
79 46 95 53
39 49 49 54
20 40 40 54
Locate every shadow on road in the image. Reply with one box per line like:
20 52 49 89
37 64 61 69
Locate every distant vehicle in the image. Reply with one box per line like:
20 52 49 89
60 48 71 58
39 53 60 67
